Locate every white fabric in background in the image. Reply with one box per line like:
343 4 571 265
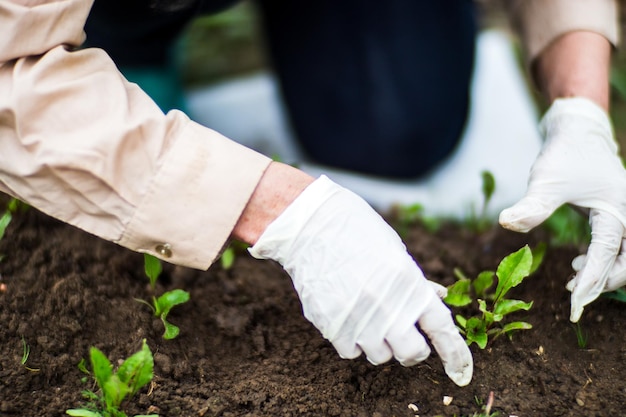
186 30 542 219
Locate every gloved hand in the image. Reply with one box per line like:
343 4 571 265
499 97 626 322
248 175 473 386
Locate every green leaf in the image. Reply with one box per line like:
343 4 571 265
162 320 181 340
154 289 190 317
465 317 488 349
220 246 235 270
603 288 626 303
529 243 546 275
444 279 472 307
473 271 494 299
154 290 189 339
116 340 154 397
77 358 90 375
102 374 130 410
66 409 103 417
455 314 468 329
494 299 533 316
89 347 113 394
502 321 533 333
494 245 533 303
143 254 162 289
481 170 495 207
0 210 12 240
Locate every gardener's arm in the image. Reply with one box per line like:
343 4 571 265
501 0 626 322
0 0 272 269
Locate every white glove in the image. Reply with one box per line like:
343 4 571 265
499 97 626 322
249 175 473 386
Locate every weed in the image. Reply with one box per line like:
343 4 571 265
137 254 190 340
0 198 27 262
390 203 441 238
572 322 588 349
469 391 499 417
543 205 590 246
465 171 496 233
445 244 545 348
143 254 162 292
66 339 157 417
219 241 250 270
19 336 40 372
603 287 626 303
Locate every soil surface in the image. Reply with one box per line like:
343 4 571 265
1 204 625 417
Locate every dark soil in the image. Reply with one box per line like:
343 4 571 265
1 203 625 417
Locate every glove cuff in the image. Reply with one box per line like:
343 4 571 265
248 175 340 264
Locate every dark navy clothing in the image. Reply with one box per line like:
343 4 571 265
85 0 476 179
84 0 238 66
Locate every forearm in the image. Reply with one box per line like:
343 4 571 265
534 31 612 111
232 162 315 245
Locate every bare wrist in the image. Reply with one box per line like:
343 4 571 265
535 31 611 111
232 161 315 245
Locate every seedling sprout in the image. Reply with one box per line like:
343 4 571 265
445 244 545 348
137 254 190 339
19 336 39 372
66 339 157 417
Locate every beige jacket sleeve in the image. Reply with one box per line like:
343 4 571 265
0 0 272 269
508 0 619 61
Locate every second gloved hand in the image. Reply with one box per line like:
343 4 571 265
499 97 626 322
248 175 473 386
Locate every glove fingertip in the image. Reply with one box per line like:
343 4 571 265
445 354 473 387
428 281 448 299
499 199 555 233
570 305 583 323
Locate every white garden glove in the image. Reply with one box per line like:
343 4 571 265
499 97 626 322
248 175 473 386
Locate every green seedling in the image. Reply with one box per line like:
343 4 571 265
603 287 626 303
19 336 40 372
445 244 545 349
219 240 250 270
572 322 588 349
469 391 499 417
220 246 236 270
137 254 189 340
543 205 590 246
66 339 157 417
466 170 496 232
390 202 440 238
143 254 162 292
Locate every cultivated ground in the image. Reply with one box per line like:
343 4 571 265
1 204 625 417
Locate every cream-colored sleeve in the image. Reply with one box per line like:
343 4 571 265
0 0 272 269
507 0 619 61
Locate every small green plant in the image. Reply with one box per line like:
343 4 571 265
572 322 588 349
469 391 498 417
390 202 441 238
67 339 157 417
0 198 27 263
466 170 496 232
219 241 249 270
543 205 590 246
137 254 190 340
445 244 545 348
19 336 39 372
143 254 162 291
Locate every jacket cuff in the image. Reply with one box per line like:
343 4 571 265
508 0 619 62
119 118 271 270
